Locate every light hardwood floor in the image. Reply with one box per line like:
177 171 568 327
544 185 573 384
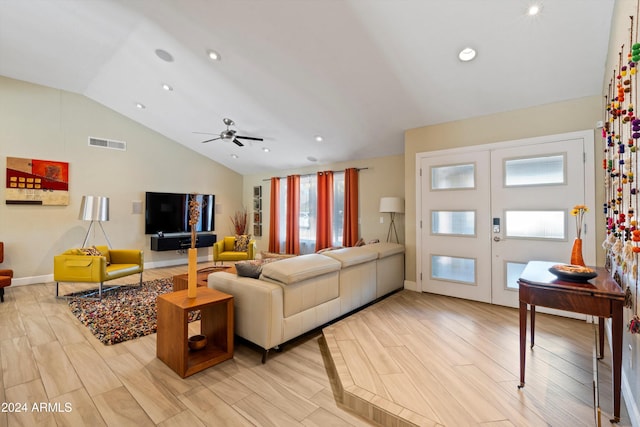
323 291 633 427
0 263 633 426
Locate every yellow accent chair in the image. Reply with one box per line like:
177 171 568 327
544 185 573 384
54 245 144 300
213 236 256 265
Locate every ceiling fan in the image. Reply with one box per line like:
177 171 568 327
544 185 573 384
198 118 264 147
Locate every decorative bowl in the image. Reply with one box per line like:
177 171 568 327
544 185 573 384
188 334 207 351
548 264 597 282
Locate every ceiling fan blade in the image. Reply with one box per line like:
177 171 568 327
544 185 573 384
235 135 263 141
192 131 217 135
201 137 222 143
233 138 244 147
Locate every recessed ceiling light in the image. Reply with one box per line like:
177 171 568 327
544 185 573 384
155 49 174 62
161 83 173 91
230 154 239 159
135 102 146 109
315 135 323 142
206 49 221 61
527 4 542 16
458 47 477 62
262 147 270 153
307 156 318 162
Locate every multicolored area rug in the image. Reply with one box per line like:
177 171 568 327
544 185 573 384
67 278 200 345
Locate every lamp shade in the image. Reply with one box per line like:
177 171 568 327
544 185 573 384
379 197 404 213
78 196 110 221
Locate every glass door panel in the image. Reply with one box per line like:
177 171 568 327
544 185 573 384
431 210 475 236
504 210 565 240
431 255 476 284
504 154 565 186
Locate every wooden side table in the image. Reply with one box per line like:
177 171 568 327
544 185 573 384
156 287 234 377
517 261 624 423
172 266 235 291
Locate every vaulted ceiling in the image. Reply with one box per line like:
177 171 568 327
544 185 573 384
0 1 614 174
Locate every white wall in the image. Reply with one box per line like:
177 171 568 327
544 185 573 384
0 76 244 283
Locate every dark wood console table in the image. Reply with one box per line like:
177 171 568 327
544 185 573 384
517 261 625 423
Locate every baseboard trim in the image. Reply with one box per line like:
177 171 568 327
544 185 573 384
403 279 417 291
622 370 640 427
9 274 52 287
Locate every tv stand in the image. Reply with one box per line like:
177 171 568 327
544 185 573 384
150 233 216 251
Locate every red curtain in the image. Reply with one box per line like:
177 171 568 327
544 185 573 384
315 171 334 251
285 175 300 254
268 177 280 253
343 168 359 246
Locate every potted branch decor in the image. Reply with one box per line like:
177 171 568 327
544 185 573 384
231 208 248 235
187 194 200 298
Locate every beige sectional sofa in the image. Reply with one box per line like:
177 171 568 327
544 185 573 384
207 242 405 362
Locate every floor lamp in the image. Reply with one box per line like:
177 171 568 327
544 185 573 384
379 197 404 243
79 195 112 248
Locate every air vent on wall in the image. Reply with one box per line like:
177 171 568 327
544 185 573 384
88 137 126 151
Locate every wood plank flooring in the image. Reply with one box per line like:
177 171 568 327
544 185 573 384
0 263 633 426
322 290 633 426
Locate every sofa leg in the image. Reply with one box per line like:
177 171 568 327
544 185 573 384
139 272 143 285
0 288 4 302
261 345 282 364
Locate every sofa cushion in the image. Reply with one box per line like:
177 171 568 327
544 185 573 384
363 242 405 259
235 260 263 279
64 246 110 265
234 234 251 252
94 245 111 265
260 253 341 285
320 246 377 267
223 236 236 252
260 251 297 260
80 246 102 256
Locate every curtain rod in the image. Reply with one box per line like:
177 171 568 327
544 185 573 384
262 167 368 182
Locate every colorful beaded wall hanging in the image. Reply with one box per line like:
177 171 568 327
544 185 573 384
603 12 640 334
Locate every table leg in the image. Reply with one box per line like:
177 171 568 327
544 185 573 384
530 305 536 349
518 301 527 389
610 303 623 423
598 317 605 360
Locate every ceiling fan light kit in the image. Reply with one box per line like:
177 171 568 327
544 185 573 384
199 118 264 147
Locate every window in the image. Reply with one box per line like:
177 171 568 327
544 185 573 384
277 172 345 253
332 172 345 247
299 175 316 254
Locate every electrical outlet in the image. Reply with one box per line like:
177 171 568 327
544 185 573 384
380 216 384 224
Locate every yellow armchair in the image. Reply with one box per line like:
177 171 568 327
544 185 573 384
54 245 144 299
213 236 256 265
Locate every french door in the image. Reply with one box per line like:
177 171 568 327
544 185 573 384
417 130 595 308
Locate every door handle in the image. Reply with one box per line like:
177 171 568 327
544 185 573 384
493 236 501 242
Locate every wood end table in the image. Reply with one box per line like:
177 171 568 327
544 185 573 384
517 261 624 423
157 287 234 377
172 265 235 291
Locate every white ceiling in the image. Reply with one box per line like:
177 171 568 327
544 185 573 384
0 0 614 175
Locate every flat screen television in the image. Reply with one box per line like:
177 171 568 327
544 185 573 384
145 192 214 235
